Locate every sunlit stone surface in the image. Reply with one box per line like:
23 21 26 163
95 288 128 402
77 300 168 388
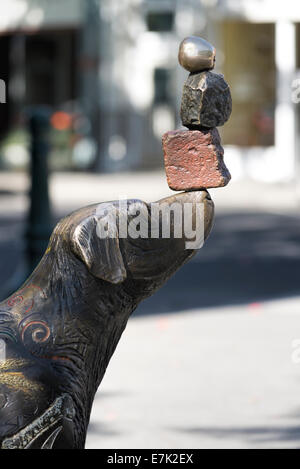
180 71 232 129
162 129 231 190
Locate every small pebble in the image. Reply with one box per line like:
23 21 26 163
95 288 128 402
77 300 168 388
178 36 216 73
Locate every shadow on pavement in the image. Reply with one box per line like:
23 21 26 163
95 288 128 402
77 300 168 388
134 211 300 316
87 421 122 437
0 190 21 196
171 424 300 446
1 211 300 311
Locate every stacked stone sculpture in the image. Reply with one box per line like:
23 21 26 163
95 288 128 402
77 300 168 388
163 36 232 191
0 37 221 450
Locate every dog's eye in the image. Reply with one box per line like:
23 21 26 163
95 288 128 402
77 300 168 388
20 320 51 347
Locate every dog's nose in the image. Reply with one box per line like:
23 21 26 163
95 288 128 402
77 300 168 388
156 188 211 205
156 189 214 242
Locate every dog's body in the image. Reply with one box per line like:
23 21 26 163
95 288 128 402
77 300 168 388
0 190 213 449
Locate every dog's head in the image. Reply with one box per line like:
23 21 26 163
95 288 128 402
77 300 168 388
0 190 213 448
68 190 213 292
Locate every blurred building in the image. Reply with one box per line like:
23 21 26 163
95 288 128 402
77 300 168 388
211 0 300 183
0 0 299 181
0 0 81 127
0 0 82 170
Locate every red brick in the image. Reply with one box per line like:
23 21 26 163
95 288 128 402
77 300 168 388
162 129 231 190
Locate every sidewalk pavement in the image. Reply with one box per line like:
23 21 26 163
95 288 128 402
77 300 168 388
1 170 300 448
0 170 299 217
86 297 300 449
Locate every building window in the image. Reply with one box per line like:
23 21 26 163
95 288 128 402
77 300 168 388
154 68 171 104
152 67 175 138
146 12 174 32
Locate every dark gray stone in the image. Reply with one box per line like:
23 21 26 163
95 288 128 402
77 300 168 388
180 71 232 129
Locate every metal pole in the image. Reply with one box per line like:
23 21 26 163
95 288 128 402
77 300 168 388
0 107 53 300
26 107 53 272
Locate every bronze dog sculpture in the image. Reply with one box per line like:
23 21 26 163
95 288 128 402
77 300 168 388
0 190 214 449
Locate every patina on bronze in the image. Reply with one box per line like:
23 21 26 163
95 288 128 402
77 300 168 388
178 36 216 73
0 191 214 449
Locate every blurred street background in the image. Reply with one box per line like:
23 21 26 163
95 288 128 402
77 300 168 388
0 0 300 449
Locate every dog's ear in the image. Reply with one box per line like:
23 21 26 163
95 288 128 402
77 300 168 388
71 205 126 284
